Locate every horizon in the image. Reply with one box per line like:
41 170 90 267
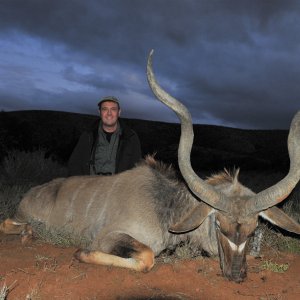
1 108 290 131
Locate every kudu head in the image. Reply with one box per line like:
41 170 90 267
147 50 300 282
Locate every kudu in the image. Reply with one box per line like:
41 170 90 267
1 50 300 282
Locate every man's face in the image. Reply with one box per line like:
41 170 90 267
100 101 121 129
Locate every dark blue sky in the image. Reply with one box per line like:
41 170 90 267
0 0 299 129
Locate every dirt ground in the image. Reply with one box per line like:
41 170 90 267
1 234 300 300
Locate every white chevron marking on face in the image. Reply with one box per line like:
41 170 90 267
227 238 247 253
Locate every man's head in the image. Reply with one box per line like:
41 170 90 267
98 96 121 132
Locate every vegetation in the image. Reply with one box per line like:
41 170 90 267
0 281 17 300
0 149 67 221
30 220 91 248
0 284 8 300
260 260 289 273
258 223 300 255
0 149 67 186
253 200 300 256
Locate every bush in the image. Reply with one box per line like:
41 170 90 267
0 149 67 186
0 149 67 220
0 182 31 220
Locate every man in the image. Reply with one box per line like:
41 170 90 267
68 96 141 176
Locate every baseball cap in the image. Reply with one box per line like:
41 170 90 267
98 96 120 108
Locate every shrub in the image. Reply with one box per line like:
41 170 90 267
260 260 289 273
0 149 67 186
0 149 67 220
0 182 31 220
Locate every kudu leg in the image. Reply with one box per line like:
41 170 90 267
0 218 33 244
74 233 155 272
0 218 27 234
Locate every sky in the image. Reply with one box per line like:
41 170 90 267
0 0 300 129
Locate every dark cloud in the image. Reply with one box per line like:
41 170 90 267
0 0 300 129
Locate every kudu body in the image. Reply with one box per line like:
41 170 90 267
1 51 300 282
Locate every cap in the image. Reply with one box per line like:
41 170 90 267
98 96 120 108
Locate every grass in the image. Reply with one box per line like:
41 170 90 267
260 260 289 273
35 255 58 272
29 219 91 248
0 284 8 300
278 236 300 253
157 241 206 265
283 200 300 223
241 170 300 255
0 149 67 221
251 226 300 257
25 288 41 300
0 149 67 187
0 183 31 221
0 281 17 300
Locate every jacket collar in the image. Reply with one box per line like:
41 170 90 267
92 118 133 141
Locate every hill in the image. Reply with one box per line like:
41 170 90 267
0 110 289 171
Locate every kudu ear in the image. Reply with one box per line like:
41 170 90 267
169 202 214 233
259 206 300 234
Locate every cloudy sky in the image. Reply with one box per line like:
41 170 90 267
1 0 300 129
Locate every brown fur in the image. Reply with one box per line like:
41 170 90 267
206 168 240 186
142 154 178 180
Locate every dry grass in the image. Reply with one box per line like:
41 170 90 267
0 149 67 186
0 284 8 300
0 149 67 221
0 281 17 300
30 220 91 248
157 241 205 265
35 255 58 272
25 289 41 300
260 260 289 273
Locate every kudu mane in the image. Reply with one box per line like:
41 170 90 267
206 168 240 186
141 154 178 180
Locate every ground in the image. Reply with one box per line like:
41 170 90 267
1 234 300 300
